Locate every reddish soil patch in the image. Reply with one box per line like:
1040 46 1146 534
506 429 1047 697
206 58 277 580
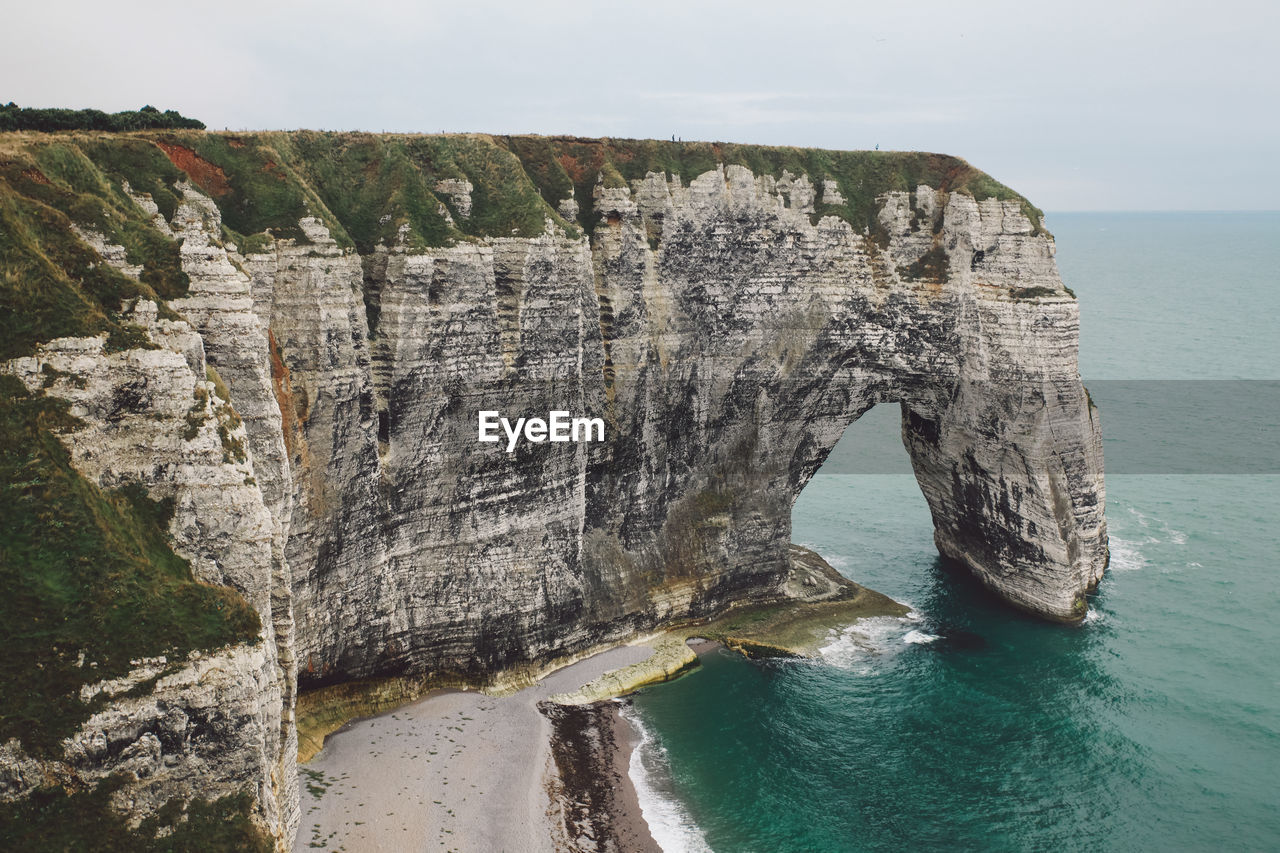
268 328 305 457
558 144 608 185
155 141 231 197
929 154 971 192
558 153 588 183
227 137 246 149
21 167 50 185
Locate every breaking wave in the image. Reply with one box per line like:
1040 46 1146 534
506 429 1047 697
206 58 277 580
1108 537 1149 571
618 703 712 853
817 611 931 672
1108 503 1192 573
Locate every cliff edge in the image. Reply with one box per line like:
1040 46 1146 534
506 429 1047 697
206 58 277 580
0 131 1106 848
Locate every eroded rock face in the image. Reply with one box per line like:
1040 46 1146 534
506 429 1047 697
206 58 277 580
3 318 297 847
1 155 1105 849
1 183 301 846
280 165 1106 693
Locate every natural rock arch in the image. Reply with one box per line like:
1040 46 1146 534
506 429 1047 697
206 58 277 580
300 166 1110 686
0 136 1108 847
567 169 1107 627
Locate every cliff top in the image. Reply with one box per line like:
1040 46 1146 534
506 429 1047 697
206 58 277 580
0 129 1043 361
1 129 1041 241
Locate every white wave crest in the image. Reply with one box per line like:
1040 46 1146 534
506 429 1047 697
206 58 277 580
1108 537 1149 571
1124 506 1187 545
822 553 852 571
618 705 712 853
818 614 927 671
903 629 940 645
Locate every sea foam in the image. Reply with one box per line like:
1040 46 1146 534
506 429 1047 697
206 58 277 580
1126 506 1188 545
817 611 927 671
1107 537 1149 571
618 703 712 853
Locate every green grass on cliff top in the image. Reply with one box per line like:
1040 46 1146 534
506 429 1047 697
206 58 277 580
497 134 1044 237
0 375 260 756
0 136 191 359
5 128 1042 256
261 131 582 250
0 129 1043 354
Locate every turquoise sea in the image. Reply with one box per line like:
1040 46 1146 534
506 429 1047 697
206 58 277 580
625 213 1280 852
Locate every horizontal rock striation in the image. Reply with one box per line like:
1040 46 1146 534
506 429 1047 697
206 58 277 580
0 132 1106 848
291 165 1106 693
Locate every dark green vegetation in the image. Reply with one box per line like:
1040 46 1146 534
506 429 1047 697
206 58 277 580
0 375 260 755
177 133 319 244
0 774 271 852
0 103 205 132
263 131 580 251
207 366 248 464
0 136 191 360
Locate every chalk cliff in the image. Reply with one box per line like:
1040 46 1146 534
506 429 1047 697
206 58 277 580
0 132 1106 848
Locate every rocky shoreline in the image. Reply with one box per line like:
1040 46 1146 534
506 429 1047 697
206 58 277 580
543 699 660 853
293 548 905 851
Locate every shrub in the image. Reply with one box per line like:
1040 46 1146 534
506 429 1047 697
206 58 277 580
0 102 205 132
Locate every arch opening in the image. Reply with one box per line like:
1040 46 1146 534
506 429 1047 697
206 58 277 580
790 402 936 609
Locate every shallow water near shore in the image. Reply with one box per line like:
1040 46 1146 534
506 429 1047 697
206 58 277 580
626 213 1280 851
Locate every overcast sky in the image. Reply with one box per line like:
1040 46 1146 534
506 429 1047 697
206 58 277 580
5 0 1276 210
